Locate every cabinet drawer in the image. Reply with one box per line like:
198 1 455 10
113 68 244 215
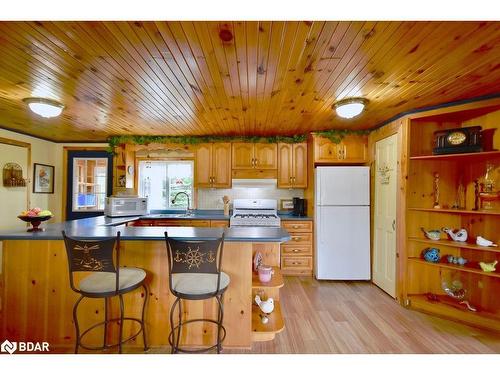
281 256 312 270
130 220 153 227
189 220 211 227
154 220 184 227
285 233 312 245
282 221 312 233
281 245 312 256
210 220 229 228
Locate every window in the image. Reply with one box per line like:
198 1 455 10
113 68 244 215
72 158 108 212
138 160 193 210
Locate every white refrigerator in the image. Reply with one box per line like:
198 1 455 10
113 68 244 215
315 166 370 280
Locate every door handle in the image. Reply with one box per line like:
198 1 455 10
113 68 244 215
392 219 396 231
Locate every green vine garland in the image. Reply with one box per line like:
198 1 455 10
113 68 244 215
107 129 370 153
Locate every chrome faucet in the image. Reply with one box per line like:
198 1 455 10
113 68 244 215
171 192 192 215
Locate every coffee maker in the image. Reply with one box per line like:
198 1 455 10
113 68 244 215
292 197 307 217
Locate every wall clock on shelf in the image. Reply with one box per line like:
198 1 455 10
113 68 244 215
432 126 483 155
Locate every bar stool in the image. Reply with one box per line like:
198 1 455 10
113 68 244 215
62 231 148 354
164 232 229 354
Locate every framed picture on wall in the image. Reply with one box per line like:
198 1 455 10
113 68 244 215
33 163 54 194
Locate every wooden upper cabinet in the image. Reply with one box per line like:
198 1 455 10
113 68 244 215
278 143 293 187
277 143 307 188
254 143 277 169
232 143 255 169
340 135 368 162
314 136 340 162
313 135 367 164
292 143 307 188
195 143 212 187
212 143 232 188
195 143 231 188
232 143 277 169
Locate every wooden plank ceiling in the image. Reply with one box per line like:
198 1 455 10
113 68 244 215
0 21 499 142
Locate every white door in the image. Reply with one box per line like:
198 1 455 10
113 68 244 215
373 134 398 297
315 206 370 280
316 167 370 206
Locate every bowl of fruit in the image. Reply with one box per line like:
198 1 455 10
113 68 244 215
18 208 53 232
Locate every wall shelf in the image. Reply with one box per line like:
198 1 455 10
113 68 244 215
251 301 285 342
252 267 284 290
408 257 500 278
410 150 500 161
408 294 500 333
408 207 500 216
408 237 500 253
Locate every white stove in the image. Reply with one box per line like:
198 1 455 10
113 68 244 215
230 199 281 227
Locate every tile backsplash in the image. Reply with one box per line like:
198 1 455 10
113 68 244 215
197 179 304 209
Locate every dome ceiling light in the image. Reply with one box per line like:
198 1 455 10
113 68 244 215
23 97 65 118
332 97 368 119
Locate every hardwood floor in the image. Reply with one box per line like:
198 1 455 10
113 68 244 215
225 277 500 354
75 276 500 354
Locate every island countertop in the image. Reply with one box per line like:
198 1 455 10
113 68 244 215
0 215 291 242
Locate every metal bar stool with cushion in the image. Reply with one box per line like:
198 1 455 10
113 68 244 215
164 232 229 354
62 231 148 354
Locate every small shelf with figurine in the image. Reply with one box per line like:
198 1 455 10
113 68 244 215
408 257 500 279
408 294 500 333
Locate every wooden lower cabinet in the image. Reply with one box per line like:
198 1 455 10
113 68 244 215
280 220 313 275
129 219 211 227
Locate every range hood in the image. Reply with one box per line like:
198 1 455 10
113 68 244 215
231 179 277 188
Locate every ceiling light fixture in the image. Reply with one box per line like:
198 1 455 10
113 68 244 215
333 97 368 119
23 97 65 118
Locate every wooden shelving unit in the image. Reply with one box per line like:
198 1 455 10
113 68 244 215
251 267 285 342
409 237 500 253
408 207 500 216
408 258 500 279
408 294 500 333
410 150 500 161
404 103 500 332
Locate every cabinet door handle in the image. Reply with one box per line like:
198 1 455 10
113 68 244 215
254 158 258 167
293 176 296 184
293 225 299 229
343 145 347 159
392 219 396 231
289 176 292 184
292 249 300 252
293 237 300 241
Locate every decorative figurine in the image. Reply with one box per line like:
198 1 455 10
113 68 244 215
479 260 498 273
422 247 441 263
255 295 274 314
433 172 441 209
446 255 468 266
473 179 480 211
442 227 468 242
421 227 441 240
452 177 466 209
441 278 477 312
253 252 263 272
479 163 499 210
476 236 498 247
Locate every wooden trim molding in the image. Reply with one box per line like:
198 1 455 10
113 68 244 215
62 146 108 221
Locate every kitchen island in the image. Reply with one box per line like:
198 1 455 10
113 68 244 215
0 216 290 352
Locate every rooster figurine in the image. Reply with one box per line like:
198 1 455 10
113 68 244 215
442 227 468 242
255 295 274 314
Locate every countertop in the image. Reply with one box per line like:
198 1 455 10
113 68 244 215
0 215 291 242
139 210 313 221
